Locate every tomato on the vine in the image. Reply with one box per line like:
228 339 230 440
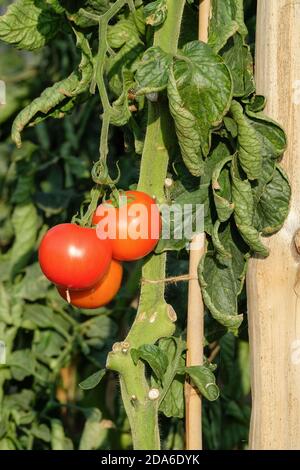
92 190 161 261
57 259 123 309
38 223 112 290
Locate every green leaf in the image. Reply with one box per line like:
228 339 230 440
31 424 51 442
199 251 243 332
79 408 108 450
0 283 11 323
110 70 135 127
22 304 56 330
16 263 50 301
167 68 203 176
0 0 62 50
131 344 168 381
212 220 232 260
79 370 106 390
208 0 247 53
212 156 234 222
9 349 36 381
244 108 287 160
186 365 220 401
4 389 35 410
221 33 255 98
144 0 167 27
135 46 173 95
82 316 117 349
230 100 262 180
157 337 186 419
9 204 38 278
168 41 232 176
159 375 185 418
33 331 65 358
107 14 144 97
51 420 73 450
231 157 269 256
12 30 93 147
254 165 291 235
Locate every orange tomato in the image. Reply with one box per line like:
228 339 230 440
57 260 123 309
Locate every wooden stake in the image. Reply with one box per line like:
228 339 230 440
185 0 210 451
248 0 300 449
185 234 205 450
199 0 211 43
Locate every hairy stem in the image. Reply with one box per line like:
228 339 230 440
107 0 186 450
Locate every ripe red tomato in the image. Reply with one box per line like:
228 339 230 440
57 260 123 309
92 190 161 261
38 223 112 290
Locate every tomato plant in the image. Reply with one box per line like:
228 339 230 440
93 190 161 261
0 0 291 452
57 259 123 308
39 223 112 290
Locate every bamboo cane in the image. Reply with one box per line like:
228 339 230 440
248 0 300 449
185 0 210 451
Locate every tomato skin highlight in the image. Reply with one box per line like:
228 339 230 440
38 223 112 290
57 260 123 308
93 190 161 261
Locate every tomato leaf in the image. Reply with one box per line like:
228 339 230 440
212 156 234 222
131 344 169 381
168 41 232 176
254 165 291 235
9 204 38 278
79 408 108 450
79 370 106 390
186 365 220 401
107 14 144 97
16 263 50 301
110 70 135 126
144 0 168 27
11 30 93 147
51 420 74 450
221 33 255 98
156 337 186 419
199 249 243 332
9 349 37 381
208 0 247 53
135 46 173 95
0 0 63 51
231 156 269 256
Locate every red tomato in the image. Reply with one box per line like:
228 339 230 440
92 190 161 261
38 223 112 290
57 260 123 309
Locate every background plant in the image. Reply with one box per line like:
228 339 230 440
0 0 289 450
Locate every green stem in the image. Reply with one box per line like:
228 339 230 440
106 0 186 450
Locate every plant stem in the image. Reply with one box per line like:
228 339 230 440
106 0 186 450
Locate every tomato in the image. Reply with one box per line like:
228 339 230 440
92 190 161 261
38 223 112 290
57 260 123 309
